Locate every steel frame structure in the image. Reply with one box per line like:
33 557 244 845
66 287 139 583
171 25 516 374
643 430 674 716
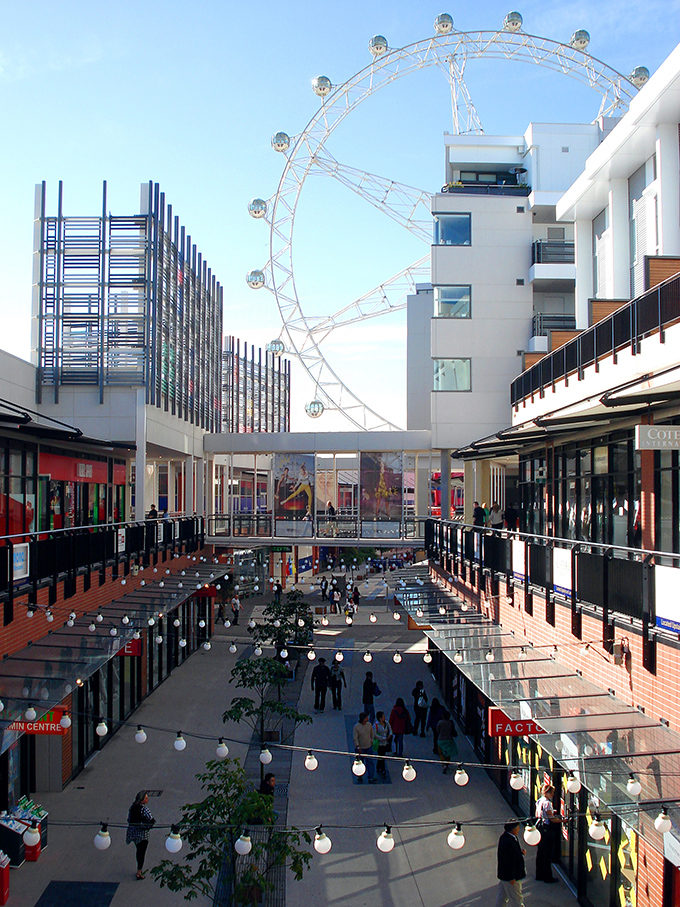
222 336 291 433
254 25 638 431
35 181 223 432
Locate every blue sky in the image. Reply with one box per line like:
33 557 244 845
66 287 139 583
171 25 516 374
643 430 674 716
1 0 678 430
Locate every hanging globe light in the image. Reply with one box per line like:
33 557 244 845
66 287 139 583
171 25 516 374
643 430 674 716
174 732 187 751
135 726 147 744
94 823 111 850
304 751 318 771
259 747 273 765
589 814 606 841
402 761 417 782
235 829 252 855
377 825 395 853
216 738 229 760
314 826 332 853
509 771 524 791
165 825 183 853
626 774 642 797
447 823 465 850
655 809 672 834
454 766 469 786
523 823 541 846
393 652 402 664
352 758 366 777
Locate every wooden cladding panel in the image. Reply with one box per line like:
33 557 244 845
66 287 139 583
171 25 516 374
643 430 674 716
646 256 680 291
588 299 629 326
548 329 581 352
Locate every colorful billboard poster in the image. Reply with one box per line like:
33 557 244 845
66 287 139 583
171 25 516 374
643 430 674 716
274 454 315 519
360 452 402 520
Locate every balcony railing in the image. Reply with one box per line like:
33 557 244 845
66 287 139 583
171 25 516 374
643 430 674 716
511 270 680 406
440 182 530 197
206 514 427 542
531 240 575 264
531 313 576 336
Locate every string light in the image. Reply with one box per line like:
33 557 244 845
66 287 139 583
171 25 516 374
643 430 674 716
416 608 424 618
25 705 37 721
485 649 495 663
334 651 344 662
402 761 417 782
454 766 469 787
229 643 237 654
345 616 353 625
447 823 465 850
23 821 40 847
352 758 366 777
509 771 524 791
280 648 288 659
423 652 432 664
304 751 318 771
454 650 463 663
165 825 183 853
393 652 402 664
174 732 187 751
307 648 316 661
626 774 642 797
523 823 541 846
216 738 229 760
135 726 147 744
392 612 401 621
94 823 111 850
96 720 108 737
363 651 373 663
377 825 395 853
254 646 263 657
655 808 672 834
314 826 332 854
321 617 329 626
259 747 273 765
179 638 187 648
235 830 252 855
369 613 377 623
588 814 606 840
203 641 211 651
60 713 71 729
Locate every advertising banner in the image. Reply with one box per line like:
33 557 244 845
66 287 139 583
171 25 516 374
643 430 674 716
274 454 315 537
512 540 526 581
359 452 402 520
552 547 573 598
488 707 545 737
12 544 29 581
655 563 680 633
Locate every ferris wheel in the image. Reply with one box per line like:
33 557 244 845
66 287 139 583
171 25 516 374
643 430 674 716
246 11 648 431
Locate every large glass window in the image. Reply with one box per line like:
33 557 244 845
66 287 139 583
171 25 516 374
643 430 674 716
435 286 471 318
433 214 471 246
433 358 471 391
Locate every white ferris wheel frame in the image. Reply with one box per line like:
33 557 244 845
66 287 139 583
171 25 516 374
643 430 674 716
255 26 638 431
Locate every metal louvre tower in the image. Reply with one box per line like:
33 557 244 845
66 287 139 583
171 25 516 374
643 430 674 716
34 181 223 432
222 336 291 433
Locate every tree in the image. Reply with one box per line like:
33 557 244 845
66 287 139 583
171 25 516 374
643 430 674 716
250 587 314 653
222 658 312 781
151 757 311 904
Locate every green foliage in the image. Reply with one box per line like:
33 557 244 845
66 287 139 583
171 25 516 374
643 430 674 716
150 758 312 903
338 546 378 568
251 587 314 649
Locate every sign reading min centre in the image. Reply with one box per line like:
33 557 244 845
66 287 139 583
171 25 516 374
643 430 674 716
635 425 680 450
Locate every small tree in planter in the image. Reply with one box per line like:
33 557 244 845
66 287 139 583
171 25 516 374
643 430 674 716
250 588 314 659
151 757 312 904
223 657 312 782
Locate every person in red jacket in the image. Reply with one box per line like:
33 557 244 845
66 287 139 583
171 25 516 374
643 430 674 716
388 698 411 757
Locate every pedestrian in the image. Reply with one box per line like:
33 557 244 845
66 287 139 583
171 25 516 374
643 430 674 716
412 680 428 736
329 658 347 709
352 585 360 610
472 500 486 526
373 711 392 776
352 713 377 783
426 697 445 754
311 657 331 713
489 501 504 529
147 504 159 520
331 587 341 614
436 709 458 773
125 790 156 880
389 698 410 757
325 500 336 536
362 670 379 723
495 820 527 906
535 783 560 883
503 503 519 531
320 577 328 601
274 581 282 605
259 772 276 797
230 593 241 626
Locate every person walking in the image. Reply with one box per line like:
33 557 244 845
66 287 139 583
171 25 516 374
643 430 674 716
473 501 486 526
331 587 341 614
273 581 282 605
489 502 504 529
503 503 519 532
125 790 156 880
389 698 410 757
352 585 360 610
230 593 241 626
353 713 377 783
535 783 560 883
147 504 159 520
329 658 347 710
426 697 445 754
373 711 392 776
362 671 379 723
320 577 328 601
412 680 428 737
495 820 527 906
310 657 331 713
436 710 458 773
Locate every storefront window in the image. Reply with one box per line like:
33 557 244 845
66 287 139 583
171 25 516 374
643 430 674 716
585 804 612 907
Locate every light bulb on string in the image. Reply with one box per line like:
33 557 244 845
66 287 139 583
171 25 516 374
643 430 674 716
523 823 541 846
248 619 256 629
402 761 416 782
352 758 366 777
307 648 316 661
655 808 672 834
438 605 446 615
392 612 401 621
447 823 465 850
567 773 581 794
335 651 344 662
423 652 432 664
297 618 305 628
174 732 187 751
589 814 606 841
369 613 377 623
254 645 263 657
229 643 237 654
393 651 402 664
627 774 642 797
109 627 118 637
148 617 156 627
135 726 147 744
345 615 353 625
216 738 229 759
377 825 395 853
198 620 206 628
203 641 211 651
60 713 71 729
314 826 332 854
454 766 469 787
454 650 463 663
94 823 111 850
165 825 183 853
304 750 318 771
363 651 372 663
235 830 252 855
485 649 494 662
280 648 288 659
509 771 524 791
179 638 187 648
416 608 424 618
259 747 272 765
22 821 41 847
224 619 231 628
96 720 108 737
25 705 37 721
96 613 104 622
273 620 281 628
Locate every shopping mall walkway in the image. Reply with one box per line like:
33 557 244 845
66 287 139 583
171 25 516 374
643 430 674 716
9 573 575 907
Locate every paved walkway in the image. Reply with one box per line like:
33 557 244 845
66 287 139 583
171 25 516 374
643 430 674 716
9 574 576 906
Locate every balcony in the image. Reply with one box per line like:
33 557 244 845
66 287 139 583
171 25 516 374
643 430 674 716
531 240 575 264
531 313 576 336
439 181 530 197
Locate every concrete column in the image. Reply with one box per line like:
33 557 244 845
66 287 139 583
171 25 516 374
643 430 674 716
205 456 215 518
134 388 147 520
656 123 680 255
440 450 451 520
609 178 630 299
184 455 194 514
195 458 205 516
574 218 593 328
416 455 429 518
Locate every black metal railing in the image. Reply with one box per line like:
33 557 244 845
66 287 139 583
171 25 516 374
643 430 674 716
0 516 205 615
512 270 680 406
207 514 427 542
531 313 577 336
531 240 575 265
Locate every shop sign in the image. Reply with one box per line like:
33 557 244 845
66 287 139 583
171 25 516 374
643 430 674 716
488 707 545 737
12 544 29 581
117 528 126 552
116 638 143 657
655 564 680 633
552 547 572 598
7 707 66 735
511 540 525 581
664 830 680 867
635 425 680 450
271 546 292 553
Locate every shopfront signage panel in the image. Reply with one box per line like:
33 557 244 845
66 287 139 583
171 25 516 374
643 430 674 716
488 707 545 737
655 564 680 633
511 540 525 581
116 639 143 657
7 708 66 735
12 544 29 581
552 547 572 598
635 425 680 450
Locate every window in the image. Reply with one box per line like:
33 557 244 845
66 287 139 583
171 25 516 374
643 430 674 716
435 286 471 318
433 358 471 391
433 214 471 246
